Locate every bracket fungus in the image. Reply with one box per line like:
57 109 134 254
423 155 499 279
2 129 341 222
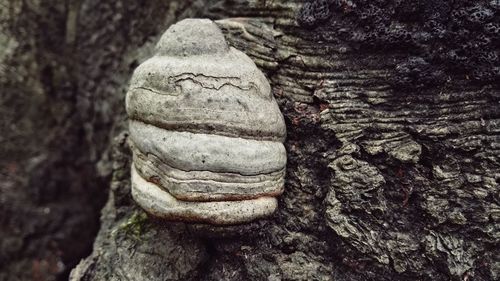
125 19 287 225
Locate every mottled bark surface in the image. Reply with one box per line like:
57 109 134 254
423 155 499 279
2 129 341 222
1 1 203 280
1 1 498 281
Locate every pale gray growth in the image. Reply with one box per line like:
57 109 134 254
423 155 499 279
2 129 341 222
130 121 286 175
126 47 285 141
131 144 285 202
126 18 286 224
155 18 229 56
131 166 278 225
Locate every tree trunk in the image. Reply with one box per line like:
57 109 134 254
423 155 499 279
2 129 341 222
1 1 498 281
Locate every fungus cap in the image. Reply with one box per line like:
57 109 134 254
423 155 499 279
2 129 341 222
126 18 286 225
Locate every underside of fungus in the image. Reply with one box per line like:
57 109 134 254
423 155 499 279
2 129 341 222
126 18 286 225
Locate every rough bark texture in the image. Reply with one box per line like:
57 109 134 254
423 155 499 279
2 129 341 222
1 1 498 281
1 1 204 280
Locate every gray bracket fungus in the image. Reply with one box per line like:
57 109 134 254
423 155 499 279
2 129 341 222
126 19 287 225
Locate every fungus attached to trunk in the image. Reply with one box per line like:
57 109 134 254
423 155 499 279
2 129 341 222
126 18 286 225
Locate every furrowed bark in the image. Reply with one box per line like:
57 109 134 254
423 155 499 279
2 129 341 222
1 1 498 281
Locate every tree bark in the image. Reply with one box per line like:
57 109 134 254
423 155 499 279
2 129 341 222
1 1 498 281
1 1 203 280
